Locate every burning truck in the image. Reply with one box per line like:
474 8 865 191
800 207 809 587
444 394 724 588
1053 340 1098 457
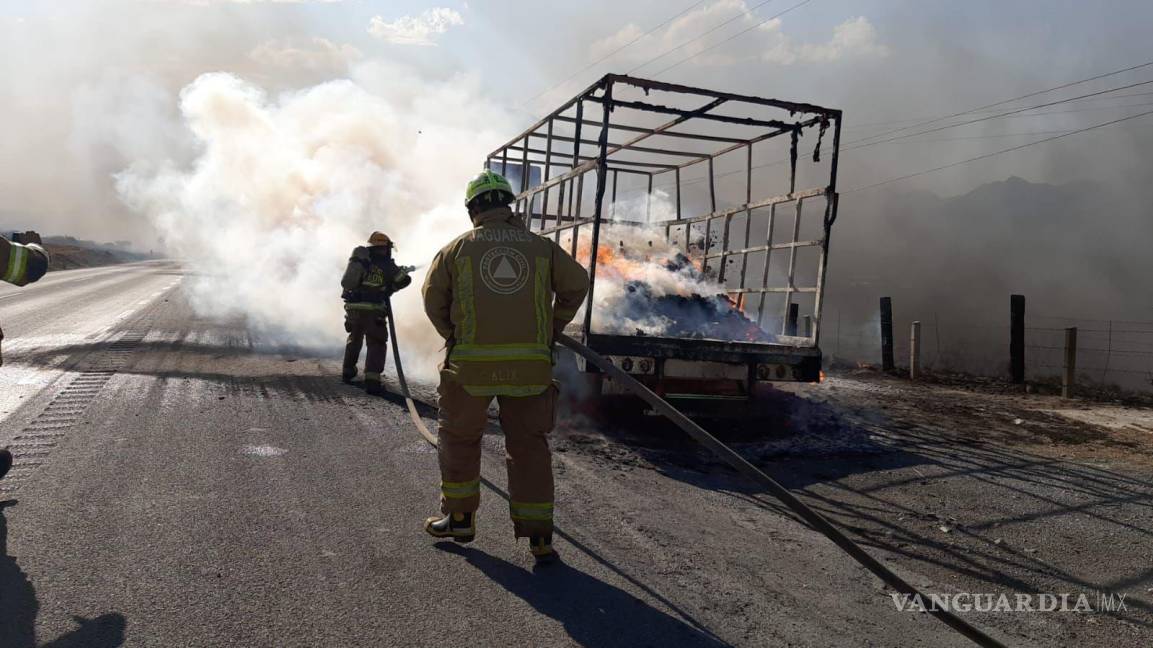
488 75 842 416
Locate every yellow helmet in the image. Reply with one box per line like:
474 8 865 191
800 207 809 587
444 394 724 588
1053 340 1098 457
368 231 392 247
465 169 515 208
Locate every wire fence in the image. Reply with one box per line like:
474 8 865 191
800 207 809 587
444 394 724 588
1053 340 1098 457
1027 315 1153 388
821 309 1153 392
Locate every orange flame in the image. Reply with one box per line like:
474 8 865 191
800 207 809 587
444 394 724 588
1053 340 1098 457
573 231 771 342
576 236 703 298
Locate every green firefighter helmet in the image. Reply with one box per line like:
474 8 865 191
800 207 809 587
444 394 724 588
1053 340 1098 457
465 169 515 208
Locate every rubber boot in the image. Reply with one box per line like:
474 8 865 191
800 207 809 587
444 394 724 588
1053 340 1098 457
341 368 357 384
365 380 383 396
0 447 12 481
530 533 558 564
424 512 475 543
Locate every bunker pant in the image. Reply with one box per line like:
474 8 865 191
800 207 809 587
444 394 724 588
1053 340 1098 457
343 310 389 385
436 373 558 537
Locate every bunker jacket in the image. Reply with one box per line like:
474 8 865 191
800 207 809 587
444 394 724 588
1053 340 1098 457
341 247 412 313
422 207 590 397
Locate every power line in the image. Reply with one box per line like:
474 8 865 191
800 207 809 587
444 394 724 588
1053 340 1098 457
636 57 1153 192
628 0 780 74
844 108 1153 193
845 78 1153 151
848 57 1153 146
904 99 1153 124
846 91 1153 130
657 98 1153 190
734 79 1153 181
526 0 710 105
518 41 1153 239
862 128 1082 144
649 0 816 77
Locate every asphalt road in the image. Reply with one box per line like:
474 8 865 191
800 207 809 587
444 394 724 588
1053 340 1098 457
0 262 1144 646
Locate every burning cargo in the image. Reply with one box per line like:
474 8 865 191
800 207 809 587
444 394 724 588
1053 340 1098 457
487 75 842 414
582 223 778 343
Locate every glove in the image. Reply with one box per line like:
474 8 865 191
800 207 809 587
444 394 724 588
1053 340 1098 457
344 318 353 333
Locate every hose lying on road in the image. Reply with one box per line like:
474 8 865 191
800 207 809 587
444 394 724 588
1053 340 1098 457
384 305 438 447
556 334 1007 648
383 301 1006 648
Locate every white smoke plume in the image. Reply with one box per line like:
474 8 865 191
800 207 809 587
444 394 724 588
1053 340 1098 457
117 62 515 379
575 191 774 342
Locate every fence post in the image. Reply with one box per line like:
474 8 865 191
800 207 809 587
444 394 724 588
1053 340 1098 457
1062 327 1077 398
786 303 799 336
880 297 894 372
1010 294 1025 384
910 321 921 380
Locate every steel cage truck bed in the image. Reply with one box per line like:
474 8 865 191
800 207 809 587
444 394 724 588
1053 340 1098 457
486 74 842 415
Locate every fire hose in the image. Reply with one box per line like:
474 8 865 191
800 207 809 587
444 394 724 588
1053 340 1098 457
385 303 438 447
383 301 1007 648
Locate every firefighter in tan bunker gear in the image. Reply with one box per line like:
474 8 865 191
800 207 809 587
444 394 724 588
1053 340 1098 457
1 231 51 481
422 170 589 562
342 232 412 395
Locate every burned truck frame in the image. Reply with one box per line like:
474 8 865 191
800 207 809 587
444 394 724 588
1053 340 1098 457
487 74 842 410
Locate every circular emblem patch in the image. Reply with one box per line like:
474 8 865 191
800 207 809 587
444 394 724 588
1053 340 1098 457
479 247 530 295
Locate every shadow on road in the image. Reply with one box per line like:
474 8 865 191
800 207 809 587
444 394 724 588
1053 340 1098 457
435 543 731 648
555 383 931 493
0 500 127 648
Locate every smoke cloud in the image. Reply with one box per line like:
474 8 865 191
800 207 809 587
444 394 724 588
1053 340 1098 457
117 62 515 378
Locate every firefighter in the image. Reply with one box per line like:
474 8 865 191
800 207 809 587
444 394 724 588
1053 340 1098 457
421 170 589 563
1 232 50 481
341 232 412 395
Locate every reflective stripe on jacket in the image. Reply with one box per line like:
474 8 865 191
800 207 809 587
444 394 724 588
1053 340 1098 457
422 207 589 397
1 239 49 287
341 246 411 312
